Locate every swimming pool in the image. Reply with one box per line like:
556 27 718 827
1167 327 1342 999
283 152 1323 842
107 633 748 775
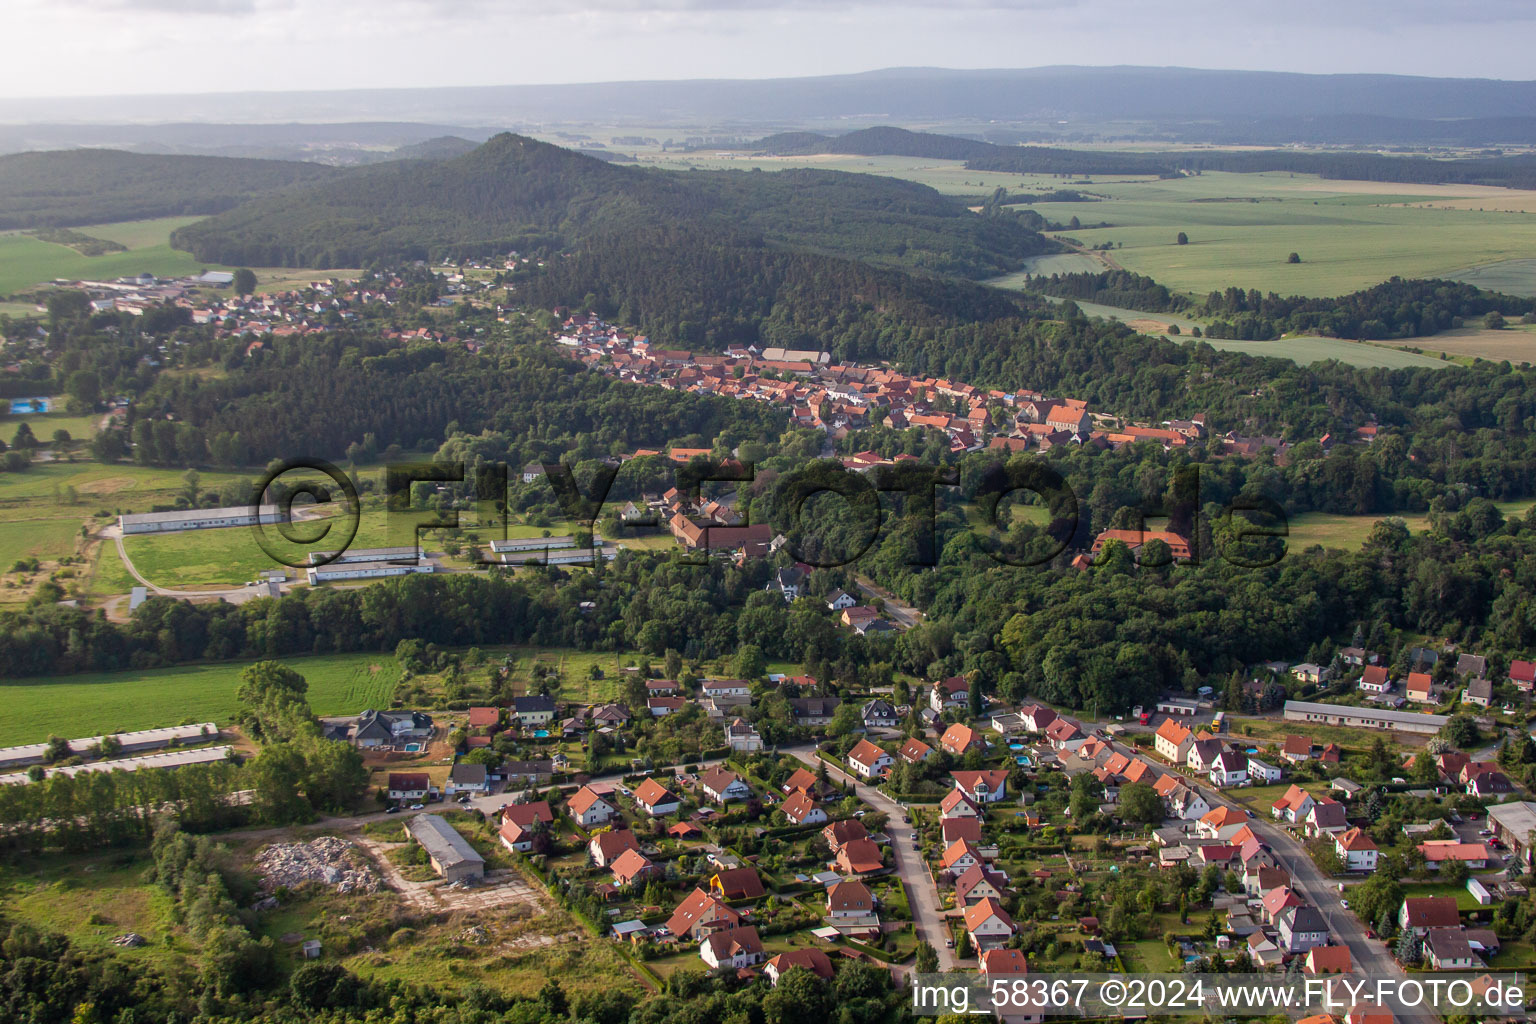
533 729 550 738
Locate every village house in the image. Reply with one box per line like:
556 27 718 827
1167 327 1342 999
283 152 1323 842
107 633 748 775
952 769 1009 804
847 738 894 779
634 778 682 817
930 675 970 712
723 718 763 752
899 737 933 764
699 766 752 804
498 801 554 852
964 897 1017 952
666 887 741 941
1154 718 1194 764
780 791 828 825
1335 827 1379 872
940 722 986 756
568 785 620 827
700 926 765 970
589 828 642 868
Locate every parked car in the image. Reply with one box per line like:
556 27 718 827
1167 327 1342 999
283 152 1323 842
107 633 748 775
409 803 424 810
385 805 400 814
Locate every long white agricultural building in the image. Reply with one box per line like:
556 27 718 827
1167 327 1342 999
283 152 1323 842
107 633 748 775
1283 699 1448 735
309 546 422 565
120 504 286 535
0 722 220 770
0 745 236 785
490 536 577 554
306 560 437 585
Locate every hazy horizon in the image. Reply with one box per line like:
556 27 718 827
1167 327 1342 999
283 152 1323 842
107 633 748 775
8 0 1536 102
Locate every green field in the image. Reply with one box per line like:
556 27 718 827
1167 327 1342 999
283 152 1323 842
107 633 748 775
641 155 1536 298
1282 498 1536 551
1189 335 1450 369
0 516 83 567
0 650 402 744
1446 258 1536 298
0 217 216 295
1026 172 1536 297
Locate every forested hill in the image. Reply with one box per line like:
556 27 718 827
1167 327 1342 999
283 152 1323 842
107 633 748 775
747 126 1536 190
0 148 338 229
169 133 1056 276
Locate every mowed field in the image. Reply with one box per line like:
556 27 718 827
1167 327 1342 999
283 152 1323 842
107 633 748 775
1283 498 1536 551
0 650 402 745
1026 172 1536 297
0 217 213 295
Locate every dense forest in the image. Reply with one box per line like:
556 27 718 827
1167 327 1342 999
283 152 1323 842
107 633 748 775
170 133 1056 276
747 125 1536 191
0 149 337 229
1018 270 1536 341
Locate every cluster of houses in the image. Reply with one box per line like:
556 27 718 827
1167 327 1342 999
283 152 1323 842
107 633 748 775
1151 718 1289 791
1346 647 1508 709
552 312 1382 466
496 759 895 979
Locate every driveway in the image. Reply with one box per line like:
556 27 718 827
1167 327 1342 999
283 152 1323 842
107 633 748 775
785 743 957 971
854 576 922 630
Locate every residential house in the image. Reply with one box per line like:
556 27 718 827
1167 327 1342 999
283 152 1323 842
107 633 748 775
1335 827 1379 872
1280 735 1313 763
723 718 763 753
1272 784 1316 824
846 739 894 779
1044 717 1084 751
1210 749 1247 792
1464 677 1493 708
834 838 886 876
939 788 982 820
1247 931 1285 969
1456 653 1488 679
513 695 557 727
822 819 870 853
589 828 642 868
1199 805 1248 837
1186 737 1225 773
940 839 984 876
964 897 1017 951
710 866 766 901
1305 945 1352 975
354 709 434 750
940 723 986 756
942 817 983 845
700 679 752 700
1405 672 1436 704
1424 928 1479 970
1510 659 1536 692
1154 719 1194 764
861 699 897 728
445 763 489 796
1400 896 1461 936
781 791 827 825
1153 774 1210 820
386 772 431 802
899 737 933 764
498 801 553 852
955 864 1011 905
634 778 682 817
1018 704 1059 733
952 769 1009 804
782 768 820 795
666 887 741 941
1359 665 1393 694
1306 798 1348 838
1248 756 1283 783
930 676 970 712
591 703 631 729
764 948 834 984
1261 886 1303 925
825 589 857 612
608 847 657 890
699 766 752 804
648 696 687 716
789 697 841 727
700 926 765 970
568 785 619 827
1278 905 1331 953
467 706 501 731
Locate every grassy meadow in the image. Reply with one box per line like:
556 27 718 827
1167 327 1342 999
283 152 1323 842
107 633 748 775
1281 498 1536 552
0 217 214 295
0 649 403 744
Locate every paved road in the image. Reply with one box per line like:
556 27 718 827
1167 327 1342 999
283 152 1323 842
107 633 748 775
854 575 923 630
785 743 957 971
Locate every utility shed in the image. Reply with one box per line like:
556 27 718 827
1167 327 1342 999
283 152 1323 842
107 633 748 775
406 814 485 882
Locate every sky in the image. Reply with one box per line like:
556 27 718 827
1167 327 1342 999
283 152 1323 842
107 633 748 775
6 0 1535 100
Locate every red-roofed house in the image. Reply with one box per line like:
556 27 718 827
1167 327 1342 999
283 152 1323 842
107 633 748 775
940 723 985 756
964 897 1017 951
847 739 894 779
952 770 1009 804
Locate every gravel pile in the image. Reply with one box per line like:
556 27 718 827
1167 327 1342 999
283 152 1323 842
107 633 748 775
256 837 381 894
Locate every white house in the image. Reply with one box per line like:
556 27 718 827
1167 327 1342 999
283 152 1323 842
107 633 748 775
1210 750 1250 788
847 739 894 779
1154 719 1194 764
634 778 682 817
699 766 752 804
568 785 619 827
826 589 857 612
1247 756 1283 784
952 769 1009 804
963 897 1017 952
700 926 765 970
723 718 763 753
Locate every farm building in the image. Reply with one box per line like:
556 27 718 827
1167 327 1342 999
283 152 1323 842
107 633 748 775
1283 700 1447 735
0 722 218 770
406 814 485 882
305 560 436 584
119 504 287 534
308 545 422 565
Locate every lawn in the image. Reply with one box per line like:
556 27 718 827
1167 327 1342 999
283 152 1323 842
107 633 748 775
0 649 402 744
0 515 83 567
